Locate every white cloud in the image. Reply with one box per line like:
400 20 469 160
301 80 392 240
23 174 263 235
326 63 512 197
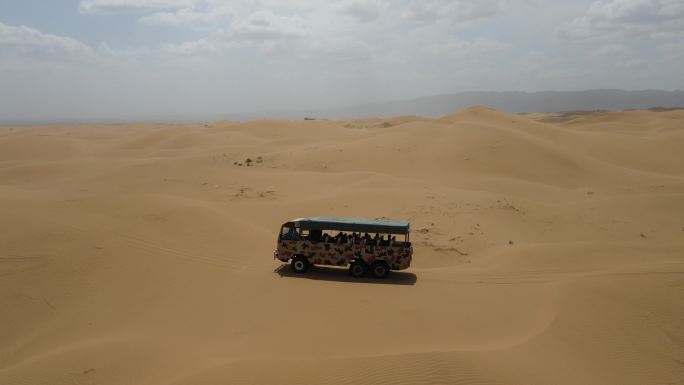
230 10 307 41
79 0 196 14
615 57 645 68
140 5 234 26
162 39 220 55
558 0 684 40
0 22 94 58
336 0 382 22
584 0 684 23
593 43 635 56
400 0 502 23
425 38 510 57
80 0 506 57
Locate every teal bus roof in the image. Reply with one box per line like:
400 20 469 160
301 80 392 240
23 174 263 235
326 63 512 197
290 216 410 234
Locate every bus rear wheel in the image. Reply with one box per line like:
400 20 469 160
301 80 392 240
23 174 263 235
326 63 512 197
291 256 310 273
371 261 390 279
349 260 367 278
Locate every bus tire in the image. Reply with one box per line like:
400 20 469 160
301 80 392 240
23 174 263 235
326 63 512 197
291 256 310 273
349 260 367 278
371 261 390 279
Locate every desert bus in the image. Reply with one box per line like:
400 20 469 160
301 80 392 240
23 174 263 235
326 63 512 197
274 216 413 278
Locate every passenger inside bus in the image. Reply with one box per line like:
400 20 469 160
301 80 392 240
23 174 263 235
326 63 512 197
282 226 300 240
285 229 404 247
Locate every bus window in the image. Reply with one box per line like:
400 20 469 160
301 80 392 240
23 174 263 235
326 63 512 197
280 226 301 240
309 229 322 243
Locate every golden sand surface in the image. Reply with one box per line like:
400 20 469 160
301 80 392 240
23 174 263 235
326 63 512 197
1 107 683 385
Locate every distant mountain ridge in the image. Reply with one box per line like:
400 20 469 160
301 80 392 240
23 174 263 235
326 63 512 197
294 89 684 120
4 89 684 125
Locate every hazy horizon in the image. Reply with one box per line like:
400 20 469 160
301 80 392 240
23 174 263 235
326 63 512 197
1 88 683 125
2 0 684 122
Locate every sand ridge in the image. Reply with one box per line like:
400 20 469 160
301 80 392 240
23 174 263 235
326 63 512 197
1 107 683 385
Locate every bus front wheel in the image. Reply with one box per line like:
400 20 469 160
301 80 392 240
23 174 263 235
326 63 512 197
291 256 310 273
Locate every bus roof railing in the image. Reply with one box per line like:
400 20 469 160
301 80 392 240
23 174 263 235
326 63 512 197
289 216 410 235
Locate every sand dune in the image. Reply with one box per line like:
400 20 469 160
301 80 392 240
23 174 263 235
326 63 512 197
1 107 683 385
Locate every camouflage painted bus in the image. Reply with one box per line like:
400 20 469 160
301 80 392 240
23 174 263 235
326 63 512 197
274 216 413 278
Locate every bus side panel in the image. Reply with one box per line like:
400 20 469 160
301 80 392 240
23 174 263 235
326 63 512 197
278 240 412 270
358 242 412 270
277 240 356 267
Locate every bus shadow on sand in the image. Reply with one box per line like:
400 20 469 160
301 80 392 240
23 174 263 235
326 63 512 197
274 264 417 286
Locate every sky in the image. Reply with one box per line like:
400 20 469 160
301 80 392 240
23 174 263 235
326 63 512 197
1 0 683 122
